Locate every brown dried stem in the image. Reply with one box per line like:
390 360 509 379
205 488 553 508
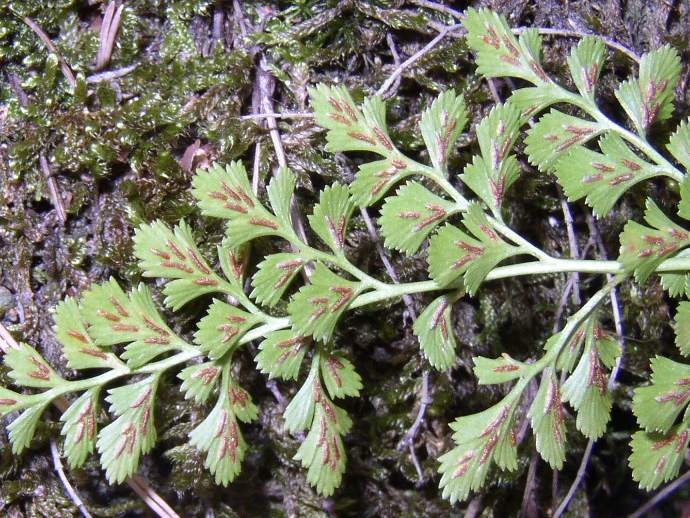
376 23 462 98
21 17 76 89
50 439 93 518
39 154 67 225
96 2 124 70
628 470 690 518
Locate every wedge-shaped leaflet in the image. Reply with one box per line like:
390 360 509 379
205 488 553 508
420 89 467 173
674 302 690 356
61 388 100 468
379 181 456 255
288 263 362 343
659 248 690 297
438 385 523 504
178 361 222 404
463 8 550 85
284 361 319 434
566 36 605 98
188 371 257 486
525 110 602 171
308 183 354 253
528 371 566 469
0 386 24 414
267 167 296 230
619 199 690 283
134 220 230 310
226 379 258 424
681 176 690 222
284 359 352 495
195 300 261 359
192 161 282 245
630 425 690 491
350 157 416 207
188 395 246 485
218 242 248 287
561 325 619 439
615 45 681 134
661 270 690 298
7 402 50 454
256 330 310 381
319 352 362 399
5 343 63 389
54 298 121 369
508 84 568 119
428 204 521 294
555 134 661 217
294 392 352 497
633 356 690 434
309 84 396 156
461 103 521 212
81 280 185 368
551 326 586 374
250 253 306 307
669 125 690 220
668 121 690 172
413 295 458 370
473 353 527 385
97 376 159 484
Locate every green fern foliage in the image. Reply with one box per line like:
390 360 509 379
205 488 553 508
2 6 690 506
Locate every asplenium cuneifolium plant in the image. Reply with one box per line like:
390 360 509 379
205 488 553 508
3 6 690 504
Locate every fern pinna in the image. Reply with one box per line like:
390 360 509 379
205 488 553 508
3 7 690 505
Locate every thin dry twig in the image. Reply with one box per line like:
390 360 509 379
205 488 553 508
39 154 67 225
239 111 312 121
0 322 19 351
383 33 402 99
628 469 690 518
50 439 93 518
8 73 30 107
251 139 262 196
10 72 67 226
486 78 502 104
560 196 581 305
360 208 415 314
464 495 483 518
21 17 76 89
255 55 313 275
513 27 640 63
411 0 462 19
128 475 181 518
257 57 288 170
424 19 641 64
266 379 287 407
86 63 138 83
211 7 225 52
553 440 595 518
404 371 430 482
520 451 540 518
376 23 462 98
96 2 124 70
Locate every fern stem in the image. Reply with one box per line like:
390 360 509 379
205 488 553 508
561 90 685 183
299 244 388 290
489 216 553 261
532 278 622 372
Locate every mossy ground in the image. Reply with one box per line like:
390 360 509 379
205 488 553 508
1 1 689 516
